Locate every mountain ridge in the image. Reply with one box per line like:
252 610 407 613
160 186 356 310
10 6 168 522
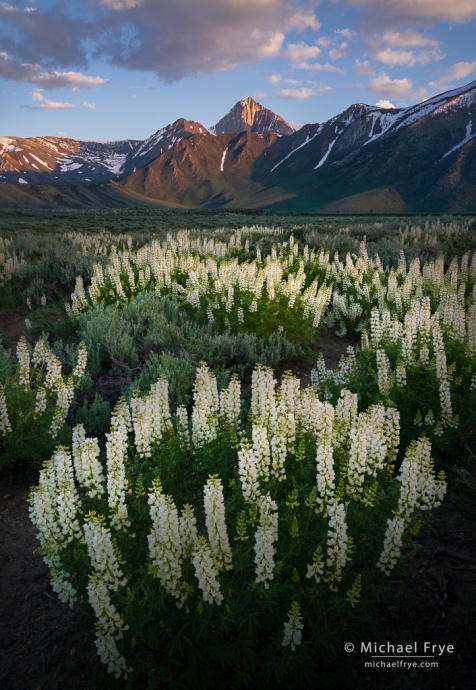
1 84 476 212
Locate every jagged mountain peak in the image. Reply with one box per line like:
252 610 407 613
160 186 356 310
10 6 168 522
210 97 295 136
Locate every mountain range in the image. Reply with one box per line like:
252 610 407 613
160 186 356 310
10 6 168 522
1 86 475 212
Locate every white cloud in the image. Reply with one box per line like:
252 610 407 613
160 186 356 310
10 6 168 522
381 30 439 48
429 60 476 91
284 43 345 73
82 100 96 108
334 28 354 39
345 0 476 23
437 60 476 82
277 85 332 99
30 89 44 101
268 74 298 85
0 52 108 89
287 9 321 32
101 0 144 8
368 73 427 100
22 98 74 110
329 43 349 60
316 36 331 49
375 99 396 108
354 59 376 76
286 42 321 67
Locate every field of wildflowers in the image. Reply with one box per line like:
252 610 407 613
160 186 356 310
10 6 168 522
0 212 475 688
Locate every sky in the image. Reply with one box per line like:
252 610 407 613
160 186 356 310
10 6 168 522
1 0 476 142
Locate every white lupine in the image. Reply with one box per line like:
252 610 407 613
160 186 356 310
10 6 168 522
252 423 271 481
250 365 276 428
17 335 30 390
219 373 241 430
179 504 198 557
377 517 406 576
335 389 358 442
254 493 278 587
315 443 335 515
54 447 83 544
395 360 407 387
106 403 130 530
50 379 75 437
32 338 47 366
0 384 12 434
204 475 232 571
191 363 219 447
84 516 127 590
150 377 172 440
378 437 446 574
72 425 104 497
282 602 304 651
346 420 369 496
325 502 349 590
87 575 131 678
28 458 76 605
34 386 47 418
385 407 400 463
175 405 190 446
147 480 183 600
238 441 260 504
130 396 154 458
44 350 63 390
72 341 88 379
376 349 391 396
192 536 223 605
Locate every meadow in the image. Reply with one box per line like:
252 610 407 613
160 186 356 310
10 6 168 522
0 210 475 689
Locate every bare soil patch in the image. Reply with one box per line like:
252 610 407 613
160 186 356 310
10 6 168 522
0 472 96 690
0 309 29 347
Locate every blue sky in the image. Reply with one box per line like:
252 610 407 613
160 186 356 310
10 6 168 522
1 0 475 141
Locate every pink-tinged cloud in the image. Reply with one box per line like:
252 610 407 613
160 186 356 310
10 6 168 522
345 0 476 23
375 99 397 108
381 29 440 47
368 73 427 100
0 52 109 89
277 86 332 99
429 61 476 91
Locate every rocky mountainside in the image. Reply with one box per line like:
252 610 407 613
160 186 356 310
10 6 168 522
209 97 295 136
0 99 293 186
1 83 476 211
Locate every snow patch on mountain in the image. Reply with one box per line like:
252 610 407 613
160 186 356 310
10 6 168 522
443 120 476 158
220 149 227 172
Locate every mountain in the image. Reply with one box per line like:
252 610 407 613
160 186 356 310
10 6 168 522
112 79 476 212
0 118 208 186
1 82 476 211
0 136 140 185
0 99 293 186
209 97 295 136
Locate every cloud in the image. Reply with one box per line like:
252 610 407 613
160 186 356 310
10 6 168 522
334 28 355 40
98 0 322 81
285 42 345 73
22 99 74 110
375 99 396 108
101 0 144 8
429 60 476 91
30 89 44 101
375 46 444 66
368 73 427 100
354 59 376 76
268 74 299 85
329 43 349 60
316 36 331 49
1 0 322 83
0 2 95 69
277 85 332 99
381 29 439 47
82 100 96 108
344 0 476 23
0 52 109 89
